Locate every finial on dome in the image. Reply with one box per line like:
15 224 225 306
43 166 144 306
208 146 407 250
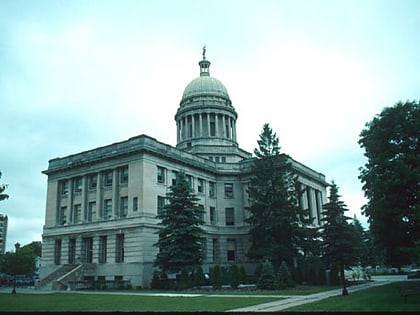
202 45 207 59
199 46 211 76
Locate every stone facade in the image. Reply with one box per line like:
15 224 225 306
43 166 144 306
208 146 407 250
0 214 7 255
40 52 328 288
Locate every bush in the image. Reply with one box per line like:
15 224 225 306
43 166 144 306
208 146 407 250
210 265 222 289
193 265 205 287
230 264 240 289
277 261 294 289
150 271 161 289
257 260 277 290
178 267 191 290
329 264 340 285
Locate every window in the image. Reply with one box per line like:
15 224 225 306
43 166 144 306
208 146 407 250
98 236 107 263
120 196 128 217
120 166 128 184
116 234 124 263
225 208 234 226
215 156 220 163
186 174 193 190
88 174 97 190
103 199 112 219
87 201 96 222
227 239 236 261
210 122 216 136
221 157 226 163
54 239 61 265
68 238 76 264
103 170 113 187
73 177 82 193
157 166 166 184
72 204 81 224
157 196 165 216
199 204 204 222
58 206 67 225
224 183 234 198
60 180 69 196
81 237 93 263
133 197 138 211
209 181 216 197
210 207 216 225
212 239 218 262
171 171 178 186
198 178 205 193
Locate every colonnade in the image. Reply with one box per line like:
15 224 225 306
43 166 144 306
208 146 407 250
176 112 237 143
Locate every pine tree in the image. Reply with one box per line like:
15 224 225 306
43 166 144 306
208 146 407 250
257 260 277 290
153 170 205 274
277 260 293 289
321 182 359 295
247 123 311 268
211 265 222 289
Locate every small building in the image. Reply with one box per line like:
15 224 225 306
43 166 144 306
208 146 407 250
38 51 328 289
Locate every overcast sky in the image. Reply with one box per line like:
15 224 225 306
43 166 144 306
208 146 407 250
1 0 419 252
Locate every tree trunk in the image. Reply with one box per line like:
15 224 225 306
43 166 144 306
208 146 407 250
340 265 348 296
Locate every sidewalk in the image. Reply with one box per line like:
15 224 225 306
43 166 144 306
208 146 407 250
226 275 408 312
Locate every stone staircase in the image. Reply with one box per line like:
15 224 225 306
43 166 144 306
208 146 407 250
35 264 96 290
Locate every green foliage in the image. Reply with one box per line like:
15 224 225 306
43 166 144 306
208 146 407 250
277 261 294 289
0 171 9 202
257 260 277 290
247 123 312 267
230 264 241 289
321 182 360 279
210 265 222 289
150 271 161 289
153 170 205 274
358 100 420 266
329 263 340 285
239 265 247 284
192 265 205 287
178 267 191 290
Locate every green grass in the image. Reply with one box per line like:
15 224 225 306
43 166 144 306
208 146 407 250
0 292 281 312
283 281 420 312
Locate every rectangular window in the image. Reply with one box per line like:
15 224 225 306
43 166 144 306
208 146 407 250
209 181 216 197
225 208 234 226
133 197 138 211
210 207 216 225
157 196 165 216
68 238 76 264
157 166 166 184
224 183 234 198
120 166 129 184
227 239 236 261
171 171 178 186
103 170 113 187
198 178 204 193
120 196 128 217
98 236 107 263
88 174 97 190
104 199 112 220
58 206 67 225
73 177 82 193
210 121 216 136
60 180 69 196
212 239 218 262
186 174 193 190
54 239 61 265
87 201 96 222
81 237 93 263
116 234 124 263
73 204 81 224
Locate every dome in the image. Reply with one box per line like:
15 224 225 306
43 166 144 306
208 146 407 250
181 75 230 102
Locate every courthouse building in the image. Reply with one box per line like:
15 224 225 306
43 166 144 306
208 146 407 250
38 51 328 289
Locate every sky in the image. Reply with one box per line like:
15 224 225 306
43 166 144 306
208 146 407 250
1 0 419 252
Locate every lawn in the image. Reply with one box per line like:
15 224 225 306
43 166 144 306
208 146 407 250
0 292 281 312
283 281 420 312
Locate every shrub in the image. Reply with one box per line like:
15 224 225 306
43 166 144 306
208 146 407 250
239 265 247 284
257 260 277 290
178 267 191 290
277 261 294 289
193 265 205 287
329 264 340 285
210 265 222 289
230 264 240 289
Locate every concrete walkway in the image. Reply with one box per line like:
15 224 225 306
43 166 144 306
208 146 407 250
226 275 408 312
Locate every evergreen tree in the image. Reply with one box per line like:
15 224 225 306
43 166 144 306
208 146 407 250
277 260 293 289
211 265 222 289
257 260 277 290
321 182 359 295
247 123 311 268
359 100 420 267
193 265 205 287
230 264 241 289
153 170 205 274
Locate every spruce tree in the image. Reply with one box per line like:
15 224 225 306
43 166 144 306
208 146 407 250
246 123 311 268
321 181 359 295
153 170 205 275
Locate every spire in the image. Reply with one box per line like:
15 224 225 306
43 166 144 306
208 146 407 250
199 45 211 76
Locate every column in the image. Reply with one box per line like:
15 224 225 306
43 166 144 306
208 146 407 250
207 113 210 136
81 176 87 222
307 187 316 225
215 114 219 137
66 178 73 224
112 169 119 218
199 113 203 137
232 119 237 141
191 114 195 138
96 173 102 220
222 115 227 138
